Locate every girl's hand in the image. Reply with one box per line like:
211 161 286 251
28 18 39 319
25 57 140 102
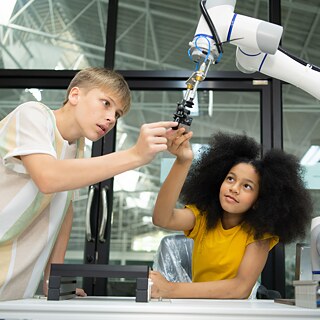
43 281 87 297
166 127 193 162
150 270 175 299
76 288 87 297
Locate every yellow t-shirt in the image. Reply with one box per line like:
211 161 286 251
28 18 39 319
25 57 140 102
184 205 279 282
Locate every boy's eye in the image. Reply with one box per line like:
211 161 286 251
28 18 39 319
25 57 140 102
115 112 121 119
103 100 110 106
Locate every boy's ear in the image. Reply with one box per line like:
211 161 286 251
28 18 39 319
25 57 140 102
68 87 80 105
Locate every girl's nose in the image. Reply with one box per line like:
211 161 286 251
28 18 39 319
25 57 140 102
229 185 240 194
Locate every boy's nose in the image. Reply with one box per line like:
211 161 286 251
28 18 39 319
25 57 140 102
106 112 116 123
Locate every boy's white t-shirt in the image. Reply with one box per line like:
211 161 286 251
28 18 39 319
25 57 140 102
0 101 84 301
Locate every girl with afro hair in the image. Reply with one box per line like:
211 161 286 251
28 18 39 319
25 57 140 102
150 128 312 299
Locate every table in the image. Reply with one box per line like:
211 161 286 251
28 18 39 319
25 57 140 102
0 297 319 320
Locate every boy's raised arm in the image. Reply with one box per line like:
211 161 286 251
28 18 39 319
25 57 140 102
21 121 178 194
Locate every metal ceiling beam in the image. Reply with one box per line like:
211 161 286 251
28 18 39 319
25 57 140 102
0 42 22 68
147 2 160 65
49 0 56 34
116 12 145 43
3 23 104 51
10 0 36 23
299 9 320 60
116 1 196 25
57 1 96 36
97 0 106 41
282 0 320 14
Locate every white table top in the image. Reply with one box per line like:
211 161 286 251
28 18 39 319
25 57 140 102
0 296 319 320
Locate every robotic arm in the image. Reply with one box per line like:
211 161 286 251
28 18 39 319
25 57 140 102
173 0 320 129
173 0 320 282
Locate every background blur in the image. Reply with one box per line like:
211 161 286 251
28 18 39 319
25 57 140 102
0 0 319 298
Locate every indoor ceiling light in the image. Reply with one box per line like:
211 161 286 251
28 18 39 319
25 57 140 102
300 145 320 166
25 88 42 101
208 90 213 117
114 170 140 192
0 0 17 25
132 230 167 252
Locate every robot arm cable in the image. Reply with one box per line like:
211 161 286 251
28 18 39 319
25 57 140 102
200 0 223 55
278 46 320 73
188 35 212 68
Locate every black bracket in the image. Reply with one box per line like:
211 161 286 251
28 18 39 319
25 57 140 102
47 264 150 302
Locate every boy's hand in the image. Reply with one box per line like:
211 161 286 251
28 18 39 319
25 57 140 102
166 127 193 162
133 121 178 165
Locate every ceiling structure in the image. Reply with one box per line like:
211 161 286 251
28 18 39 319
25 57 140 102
0 0 320 255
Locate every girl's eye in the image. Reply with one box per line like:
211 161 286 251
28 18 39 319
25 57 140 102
226 176 234 182
244 184 253 190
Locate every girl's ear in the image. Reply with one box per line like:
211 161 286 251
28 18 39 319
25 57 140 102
252 201 258 210
68 87 80 105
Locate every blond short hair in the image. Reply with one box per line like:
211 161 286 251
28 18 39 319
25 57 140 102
63 67 131 114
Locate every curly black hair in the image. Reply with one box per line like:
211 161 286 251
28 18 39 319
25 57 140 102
180 131 313 244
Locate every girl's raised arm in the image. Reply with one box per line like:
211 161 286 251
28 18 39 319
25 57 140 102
152 127 195 231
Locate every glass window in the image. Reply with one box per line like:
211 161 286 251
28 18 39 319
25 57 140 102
281 0 320 298
0 88 65 115
0 0 107 69
115 0 268 71
281 0 320 68
283 84 320 298
1 0 270 71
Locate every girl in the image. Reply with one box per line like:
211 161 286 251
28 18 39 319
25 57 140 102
150 129 312 299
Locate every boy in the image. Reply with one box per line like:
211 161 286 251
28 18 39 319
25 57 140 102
0 67 177 300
